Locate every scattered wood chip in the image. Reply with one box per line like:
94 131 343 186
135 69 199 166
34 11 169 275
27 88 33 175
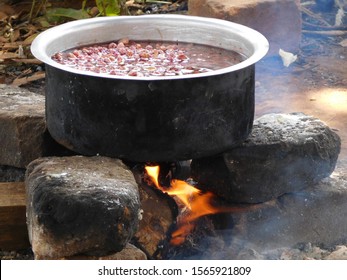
339 39 347 47
11 58 42 64
279 49 298 67
11 71 45 86
2 42 30 50
0 52 19 60
335 7 345 26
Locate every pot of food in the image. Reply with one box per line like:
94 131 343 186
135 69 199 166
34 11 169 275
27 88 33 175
31 15 269 162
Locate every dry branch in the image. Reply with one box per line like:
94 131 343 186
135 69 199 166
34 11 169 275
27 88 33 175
303 30 347 36
303 21 347 31
299 5 332 27
132 183 177 259
11 71 45 86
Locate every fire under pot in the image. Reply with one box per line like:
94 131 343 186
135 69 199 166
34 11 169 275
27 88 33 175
31 15 269 162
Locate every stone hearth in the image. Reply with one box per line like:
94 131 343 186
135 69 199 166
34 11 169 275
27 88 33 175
1 84 346 259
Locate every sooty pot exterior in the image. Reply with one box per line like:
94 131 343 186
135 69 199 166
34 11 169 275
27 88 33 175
45 64 255 161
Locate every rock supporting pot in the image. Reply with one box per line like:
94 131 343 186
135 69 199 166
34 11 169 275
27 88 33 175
25 156 141 259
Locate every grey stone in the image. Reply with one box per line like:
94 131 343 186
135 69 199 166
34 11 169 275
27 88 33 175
0 85 72 168
191 113 341 203
62 243 147 260
97 243 147 260
25 156 141 259
0 85 45 168
324 246 347 260
229 170 347 251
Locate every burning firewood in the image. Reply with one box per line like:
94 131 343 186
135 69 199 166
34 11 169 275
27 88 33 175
130 164 178 259
130 162 247 259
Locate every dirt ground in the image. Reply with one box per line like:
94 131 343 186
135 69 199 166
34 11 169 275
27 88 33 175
254 0 347 168
255 32 347 165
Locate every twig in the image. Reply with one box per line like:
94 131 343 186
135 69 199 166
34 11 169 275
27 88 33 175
2 41 32 50
303 21 347 31
299 5 332 27
28 0 36 23
11 58 43 64
11 71 45 86
303 30 347 36
34 0 47 19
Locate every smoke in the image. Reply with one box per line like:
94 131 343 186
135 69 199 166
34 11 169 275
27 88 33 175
166 169 347 260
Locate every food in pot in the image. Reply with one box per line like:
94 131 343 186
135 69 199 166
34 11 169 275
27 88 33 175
51 39 245 77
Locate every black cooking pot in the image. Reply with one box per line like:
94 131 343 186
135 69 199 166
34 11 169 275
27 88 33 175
31 15 269 162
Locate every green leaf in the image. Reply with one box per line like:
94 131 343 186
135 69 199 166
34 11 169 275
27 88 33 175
35 16 51 28
45 7 90 23
145 0 172 4
95 0 121 16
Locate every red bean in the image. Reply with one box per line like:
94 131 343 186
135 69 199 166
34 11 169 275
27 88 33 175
51 39 244 77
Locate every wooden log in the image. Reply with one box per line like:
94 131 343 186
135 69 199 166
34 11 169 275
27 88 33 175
132 184 178 259
0 182 30 250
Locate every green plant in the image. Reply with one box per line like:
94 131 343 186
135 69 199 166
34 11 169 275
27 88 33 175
30 0 128 26
96 0 122 16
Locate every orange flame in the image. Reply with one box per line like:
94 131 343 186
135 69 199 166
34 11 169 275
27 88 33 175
145 165 235 245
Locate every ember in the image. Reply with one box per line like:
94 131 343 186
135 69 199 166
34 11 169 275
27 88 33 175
145 165 239 245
